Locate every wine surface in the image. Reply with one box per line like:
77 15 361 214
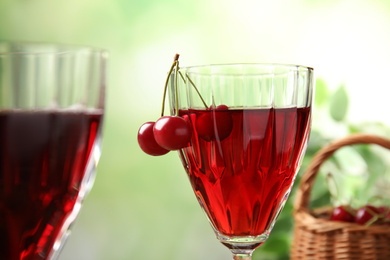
0 109 103 259
179 107 311 237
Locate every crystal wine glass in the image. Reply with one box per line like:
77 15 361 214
0 42 107 259
168 63 314 259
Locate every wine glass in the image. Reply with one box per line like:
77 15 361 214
0 42 107 260
168 63 314 259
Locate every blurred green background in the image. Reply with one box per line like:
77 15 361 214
1 0 390 259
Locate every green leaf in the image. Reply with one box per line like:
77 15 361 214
329 84 349 121
334 146 367 176
258 233 290 257
314 78 329 107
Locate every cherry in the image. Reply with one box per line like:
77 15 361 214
195 112 214 141
138 122 170 156
153 116 192 150
355 205 381 225
379 206 388 213
382 207 390 225
385 207 390 219
330 205 356 223
195 105 233 141
377 206 390 225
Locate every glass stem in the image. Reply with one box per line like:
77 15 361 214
233 253 252 260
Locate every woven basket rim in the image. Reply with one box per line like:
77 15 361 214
294 133 390 212
294 208 390 234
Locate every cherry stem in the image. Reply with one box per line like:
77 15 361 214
160 54 208 117
344 206 356 216
174 59 179 116
184 73 208 108
161 55 179 117
365 206 383 226
177 70 208 108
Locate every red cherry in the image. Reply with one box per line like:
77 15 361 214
138 122 170 156
330 205 355 222
216 105 229 109
213 105 233 140
195 112 214 141
153 116 192 150
355 205 381 225
377 206 390 225
378 206 388 214
195 105 233 141
382 207 390 225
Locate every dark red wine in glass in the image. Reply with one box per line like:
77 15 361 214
179 107 311 238
0 42 107 260
0 110 103 260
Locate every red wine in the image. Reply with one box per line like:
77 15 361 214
0 109 103 260
179 107 311 237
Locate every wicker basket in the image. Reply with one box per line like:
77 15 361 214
290 134 390 260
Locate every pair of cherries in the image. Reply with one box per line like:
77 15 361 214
137 105 234 156
137 54 191 156
137 116 191 156
137 54 234 156
330 204 390 225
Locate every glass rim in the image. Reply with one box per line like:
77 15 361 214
179 63 314 76
0 41 107 56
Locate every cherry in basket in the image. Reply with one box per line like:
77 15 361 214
330 205 356 223
355 205 382 225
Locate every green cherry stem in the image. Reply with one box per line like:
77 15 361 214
160 54 179 117
178 70 186 82
364 207 380 226
185 73 208 108
177 71 208 108
174 59 179 116
160 54 208 117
